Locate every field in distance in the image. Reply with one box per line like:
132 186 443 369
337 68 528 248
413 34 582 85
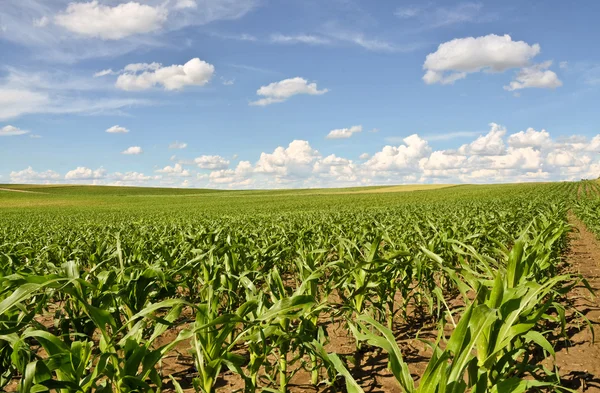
0 183 455 210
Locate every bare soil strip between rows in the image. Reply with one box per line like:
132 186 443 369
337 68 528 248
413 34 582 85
551 214 600 392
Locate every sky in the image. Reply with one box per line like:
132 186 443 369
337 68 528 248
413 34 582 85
1 0 599 189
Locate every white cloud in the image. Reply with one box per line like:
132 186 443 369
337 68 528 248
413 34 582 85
54 1 168 40
256 140 320 177
106 125 129 134
326 125 362 139
156 163 190 176
546 149 587 168
65 166 106 180
123 63 162 73
115 58 215 91
559 61 568 70
195 155 230 169
420 151 467 170
10 167 61 183
504 61 562 91
0 125 29 136
94 69 115 77
0 88 50 120
209 161 253 185
122 146 143 155
110 171 157 184
586 135 600 152
29 134 42 139
174 0 197 9
169 141 188 149
458 123 506 155
8 123 600 190
423 34 541 85
363 134 431 172
1 0 260 63
270 34 331 45
250 77 328 106
507 128 551 148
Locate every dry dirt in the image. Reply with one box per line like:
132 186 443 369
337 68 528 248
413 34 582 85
545 214 600 392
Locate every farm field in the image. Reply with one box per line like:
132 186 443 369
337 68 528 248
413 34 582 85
1 181 600 393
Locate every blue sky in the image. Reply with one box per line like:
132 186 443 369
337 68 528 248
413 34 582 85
1 0 599 188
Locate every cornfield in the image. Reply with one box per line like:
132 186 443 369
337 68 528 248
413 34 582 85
0 181 596 392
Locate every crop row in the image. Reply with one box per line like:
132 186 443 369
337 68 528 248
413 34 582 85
0 181 591 392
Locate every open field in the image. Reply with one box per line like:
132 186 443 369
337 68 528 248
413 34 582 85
1 181 599 392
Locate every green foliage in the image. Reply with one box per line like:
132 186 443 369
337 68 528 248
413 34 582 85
0 181 591 392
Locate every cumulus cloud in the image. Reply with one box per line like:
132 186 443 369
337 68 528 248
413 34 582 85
326 125 362 139
363 135 431 172
458 123 507 156
255 140 321 177
106 125 129 133
54 1 168 40
10 167 61 183
0 125 29 136
209 161 254 185
195 155 230 169
420 151 467 170
202 123 600 189
110 171 158 184
155 163 190 176
423 34 541 84
122 146 143 155
169 141 188 149
507 128 551 148
65 166 106 180
8 124 600 190
250 77 328 106
116 58 215 91
504 61 562 91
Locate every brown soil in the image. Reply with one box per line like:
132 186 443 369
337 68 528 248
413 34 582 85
158 293 440 393
548 214 600 392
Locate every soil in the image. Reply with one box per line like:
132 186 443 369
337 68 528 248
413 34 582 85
545 214 600 392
